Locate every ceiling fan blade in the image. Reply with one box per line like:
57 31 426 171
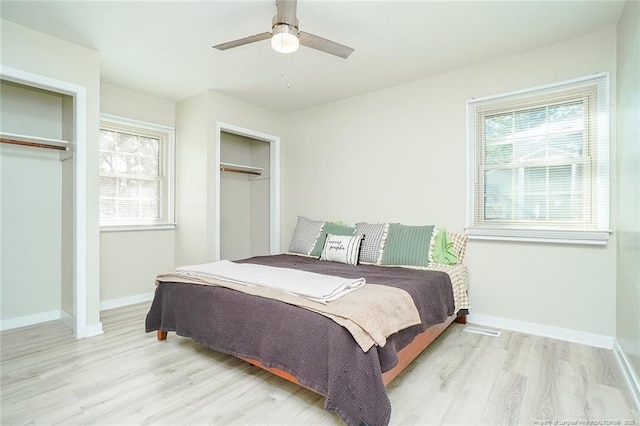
212 32 271 51
276 0 297 25
299 32 354 59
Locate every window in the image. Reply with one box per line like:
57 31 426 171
99 115 175 229
466 73 609 244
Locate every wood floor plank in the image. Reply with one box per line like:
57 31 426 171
1 303 637 425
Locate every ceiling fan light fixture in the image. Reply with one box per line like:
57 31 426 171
271 24 299 54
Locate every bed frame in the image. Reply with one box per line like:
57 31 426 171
156 313 466 388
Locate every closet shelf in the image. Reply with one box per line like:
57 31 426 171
220 162 263 176
0 132 69 151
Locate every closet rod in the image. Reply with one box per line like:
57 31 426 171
1 137 68 151
220 165 262 176
220 162 263 176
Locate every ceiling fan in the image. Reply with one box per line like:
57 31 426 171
212 0 354 59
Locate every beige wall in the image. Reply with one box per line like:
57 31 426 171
175 92 210 266
100 83 175 126
175 90 282 266
99 83 176 302
616 0 640 389
1 20 101 328
99 230 175 301
61 95 74 318
249 139 271 257
1 145 62 319
220 132 252 261
283 28 618 337
0 81 64 137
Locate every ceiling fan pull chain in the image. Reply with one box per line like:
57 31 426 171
287 52 291 89
279 52 292 89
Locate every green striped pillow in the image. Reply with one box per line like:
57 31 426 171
381 224 434 267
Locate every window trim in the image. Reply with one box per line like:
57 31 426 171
99 114 176 231
465 73 610 245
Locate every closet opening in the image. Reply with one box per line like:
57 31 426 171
215 122 280 261
0 66 91 338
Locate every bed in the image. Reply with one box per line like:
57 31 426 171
145 220 469 426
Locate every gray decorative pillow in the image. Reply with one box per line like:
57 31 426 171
320 234 364 266
288 216 326 256
354 222 388 264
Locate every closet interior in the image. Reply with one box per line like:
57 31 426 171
219 131 271 261
0 79 74 330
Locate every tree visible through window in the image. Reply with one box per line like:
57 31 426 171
466 74 609 244
99 117 174 228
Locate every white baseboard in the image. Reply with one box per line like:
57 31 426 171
0 310 62 331
60 310 74 329
467 313 614 349
100 292 154 311
0 309 103 339
80 322 104 338
614 339 640 410
1 292 151 334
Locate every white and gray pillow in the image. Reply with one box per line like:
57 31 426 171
288 216 326 256
354 222 389 264
320 234 364 266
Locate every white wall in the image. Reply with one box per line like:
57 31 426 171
99 83 176 304
283 28 618 339
175 90 282 266
1 20 102 329
616 0 640 390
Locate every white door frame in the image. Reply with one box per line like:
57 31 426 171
1 65 90 338
215 122 280 260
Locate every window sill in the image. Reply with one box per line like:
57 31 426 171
100 224 176 233
465 227 611 245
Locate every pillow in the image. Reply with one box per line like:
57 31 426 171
429 228 459 265
448 231 468 263
320 234 364 266
381 223 434 268
354 222 388 264
288 216 326 256
310 222 355 257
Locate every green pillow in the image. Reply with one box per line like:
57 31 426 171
431 228 459 265
381 223 434 267
310 222 355 257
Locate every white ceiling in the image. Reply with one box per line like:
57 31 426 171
0 1 626 113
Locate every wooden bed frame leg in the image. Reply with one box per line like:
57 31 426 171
454 315 467 324
157 330 167 341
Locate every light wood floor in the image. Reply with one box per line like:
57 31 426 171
1 303 638 425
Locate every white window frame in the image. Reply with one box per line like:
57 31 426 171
99 114 175 231
466 73 610 245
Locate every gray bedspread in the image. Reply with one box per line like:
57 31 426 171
145 254 458 426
